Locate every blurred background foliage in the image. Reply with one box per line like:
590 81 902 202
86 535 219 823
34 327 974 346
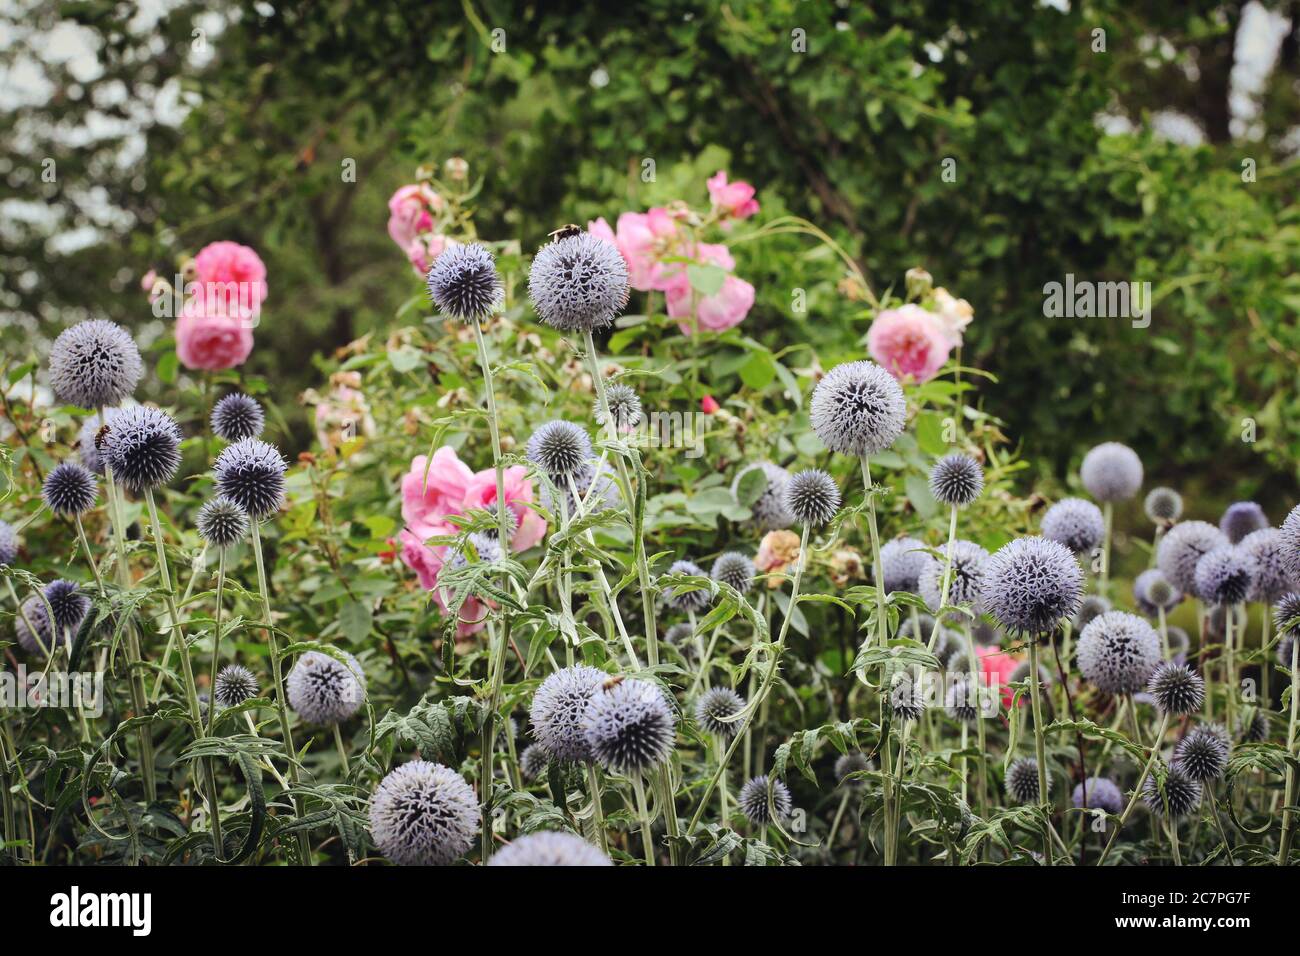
3 0 1299 510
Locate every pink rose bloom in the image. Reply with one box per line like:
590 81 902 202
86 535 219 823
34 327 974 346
401 447 475 539
175 298 254 371
587 217 617 245
404 233 454 276
397 528 488 639
868 304 952 382
666 242 754 334
462 465 547 552
387 183 444 249
193 241 268 314
977 646 1018 711
707 171 760 220
615 208 681 291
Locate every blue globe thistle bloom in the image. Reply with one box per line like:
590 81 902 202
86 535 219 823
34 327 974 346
809 360 906 457
43 579 90 637
664 559 711 613
1040 498 1105 555
919 540 989 614
1144 486 1183 525
77 410 117 475
1142 767 1201 818
1283 505 1300 581
593 383 642 431
879 537 928 594
739 775 793 825
581 677 677 774
530 665 606 763
1240 528 1295 604
784 469 841 527
487 830 613 867
1194 546 1256 606
519 743 550 782
1147 661 1205 716
1174 724 1229 781
48 319 143 409
286 649 367 724
1080 442 1143 502
1133 569 1180 617
929 454 984 507
1005 757 1050 803
526 420 592 478
14 596 55 656
1073 594 1113 631
426 242 503 322
369 760 479 865
833 751 871 786
0 520 16 567
196 497 249 549
1071 776 1123 815
1157 520 1228 597
694 686 746 739
214 664 260 707
1220 501 1268 545
42 462 98 516
104 405 183 493
981 537 1083 636
711 551 756 595
1077 611 1161 695
214 438 287 518
734 461 794 531
211 392 265 442
528 231 630 333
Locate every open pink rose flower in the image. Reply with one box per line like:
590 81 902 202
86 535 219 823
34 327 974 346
193 240 268 315
398 529 490 639
462 465 547 552
401 447 475 539
707 170 760 221
665 242 755 334
868 304 952 383
611 208 682 292
175 298 255 371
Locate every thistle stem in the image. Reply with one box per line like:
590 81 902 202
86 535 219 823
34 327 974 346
585 762 609 855
1098 712 1171 865
1100 502 1113 597
631 775 656 866
1028 636 1053 865
73 514 103 592
859 456 887 651
1278 635 1299 864
926 504 959 654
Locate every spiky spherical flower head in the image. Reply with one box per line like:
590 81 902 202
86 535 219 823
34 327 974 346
369 760 479 866
77 410 117 474
664 559 711 614
739 775 793 825
488 831 613 867
42 462 97 516
530 665 605 763
286 649 367 725
1005 757 1050 804
526 420 592 478
982 537 1083 636
104 405 182 493
1133 569 1180 617
711 551 756 595
582 677 677 775
1157 520 1228 597
446 532 504 578
520 743 550 782
1080 442 1143 502
211 392 265 442
809 360 907 457
1283 505 1300 580
1147 661 1205 716
1240 528 1295 603
1194 546 1256 607
528 231 629 333
1041 498 1105 555
929 454 984 507
0 520 16 567
879 537 927 594
1220 501 1267 545
784 469 841 527
888 674 924 722
1142 768 1201 818
540 460 619 518
214 664 260 707
14 596 55 656
1239 711 1268 743
1073 594 1113 631
665 622 694 646
1275 593 1300 642
945 676 981 722
735 461 794 531
214 438 287 518
833 751 870 786
1174 725 1229 781
1144 486 1183 525
426 242 503 322
1071 777 1123 815
1077 611 1162 695
48 319 143 409
44 579 90 636
694 686 746 739
196 497 249 550
593 383 642 431
919 540 990 613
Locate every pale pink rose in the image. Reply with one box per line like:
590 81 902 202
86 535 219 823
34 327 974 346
398 528 488 639
404 233 454 276
140 269 157 293
867 304 952 382
615 208 681 291
666 242 753 334
706 171 759 220
387 183 443 249
175 298 254 371
931 287 974 347
401 447 475 539
587 217 617 245
193 241 268 313
462 466 547 552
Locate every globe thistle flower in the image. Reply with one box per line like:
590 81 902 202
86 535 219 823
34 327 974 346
214 438 288 519
77 410 117 475
1040 498 1105 555
888 674 924 722
195 497 249 550
738 775 793 825
1005 757 1050 803
530 665 605 763
540 460 619 518
369 760 479 865
582 678 677 775
734 461 794 531
42 462 97 516
528 231 629 332
919 540 990 613
664 622 694 647
1157 521 1228 597
14 596 55 656
1080 442 1143 502
487 830 612 867
1239 711 1268 743
694 686 746 739
664 559 711 614
929 454 984 507
211 392 265 441
592 383 642 431
1072 777 1123 815
879 537 928 594
1142 768 1201 818
1144 486 1183 525
1240 528 1295 603
711 551 756 595
48 319 143 409
0 520 16 567
1133 569 1180 617
1077 611 1162 695
520 743 550 782
286 649 367 724
1220 501 1268 545
1147 661 1205 716
104 405 183 493
809 360 907 457
1073 594 1112 631
783 469 841 527
833 751 870 786
982 537 1084 636
1173 725 1229 781
426 242 503 322
1194 546 1256 607
43 579 89 637
527 423 593 488
446 532 504 577
945 676 981 722
1276 594 1300 667
1283 505 1300 580
214 664 260 707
